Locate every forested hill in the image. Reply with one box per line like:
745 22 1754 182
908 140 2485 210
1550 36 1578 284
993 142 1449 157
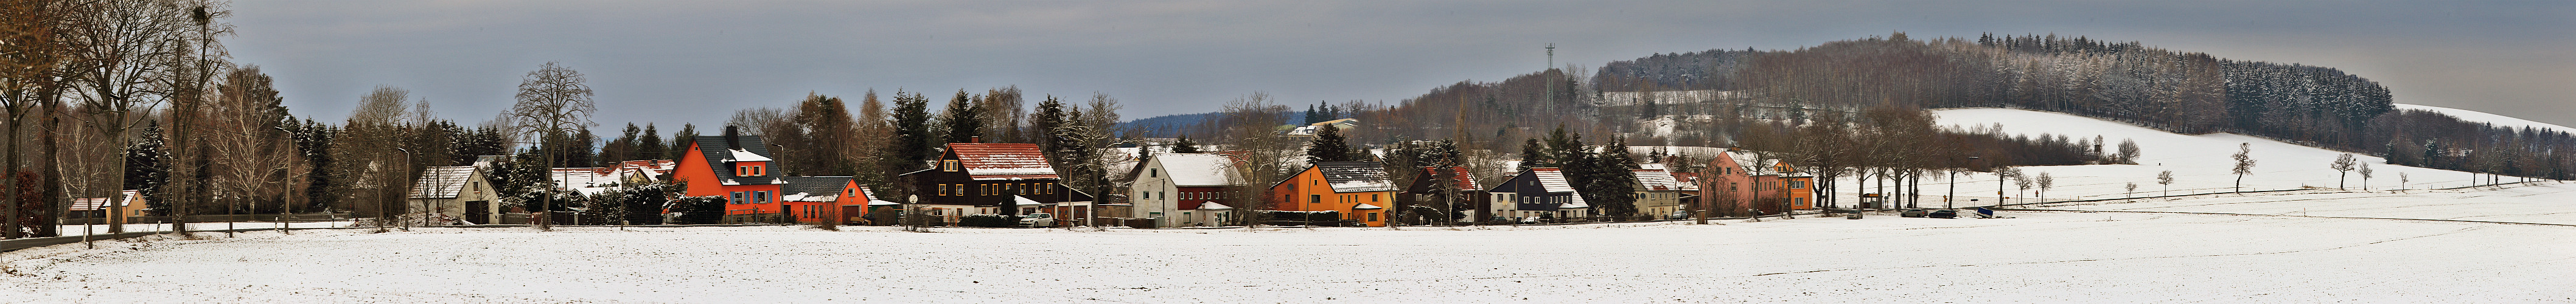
1128 33 2571 179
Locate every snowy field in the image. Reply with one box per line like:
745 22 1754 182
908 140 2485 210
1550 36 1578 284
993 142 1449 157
2044 182 2576 225
1833 108 2526 208
52 221 361 237
7 186 2573 303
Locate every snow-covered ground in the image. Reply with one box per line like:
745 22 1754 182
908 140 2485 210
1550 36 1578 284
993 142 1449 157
52 221 361 237
2395 103 2576 134
1871 108 2528 207
2050 182 2576 226
5 185 2572 303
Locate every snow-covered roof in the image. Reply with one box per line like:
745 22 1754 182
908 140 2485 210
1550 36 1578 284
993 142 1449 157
408 166 481 199
1353 203 1383 210
1196 202 1234 210
1014 195 1045 206
869 199 901 206
1529 168 1579 193
1314 162 1396 193
952 143 1061 180
726 148 772 162
70 190 141 210
551 167 618 192
1632 168 1695 192
612 159 677 182
1152 153 1244 187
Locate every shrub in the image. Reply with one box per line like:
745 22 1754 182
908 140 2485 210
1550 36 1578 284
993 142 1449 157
957 214 1019 227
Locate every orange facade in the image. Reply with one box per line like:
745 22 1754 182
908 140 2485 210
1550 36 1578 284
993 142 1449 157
1267 164 1396 227
671 141 785 220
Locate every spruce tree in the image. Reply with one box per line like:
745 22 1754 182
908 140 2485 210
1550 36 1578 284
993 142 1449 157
940 89 984 143
126 122 169 211
1518 138 1545 171
1170 136 1203 154
1306 124 1354 163
887 91 935 171
637 123 663 161
668 123 699 159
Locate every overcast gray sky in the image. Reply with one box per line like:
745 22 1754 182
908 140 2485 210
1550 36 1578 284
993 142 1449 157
229 1 2576 132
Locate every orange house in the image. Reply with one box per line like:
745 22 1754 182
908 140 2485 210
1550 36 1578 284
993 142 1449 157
781 176 872 224
1774 162 1815 210
670 126 789 223
1266 162 1397 227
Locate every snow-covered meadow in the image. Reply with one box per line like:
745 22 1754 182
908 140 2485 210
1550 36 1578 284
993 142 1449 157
1838 108 2520 207
6 184 2572 303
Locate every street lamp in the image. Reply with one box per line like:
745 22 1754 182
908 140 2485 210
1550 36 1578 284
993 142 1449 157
393 147 412 231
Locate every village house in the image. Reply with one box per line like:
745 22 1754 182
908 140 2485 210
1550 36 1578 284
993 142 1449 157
671 126 789 224
1487 167 1589 222
1697 149 1815 216
1631 164 1697 219
896 140 1095 225
779 176 872 224
68 190 148 223
1267 161 1397 227
1126 153 1244 227
406 166 502 224
1400 166 1483 224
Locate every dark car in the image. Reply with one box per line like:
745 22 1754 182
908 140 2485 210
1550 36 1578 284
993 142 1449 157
1927 209 1958 219
1899 209 1928 218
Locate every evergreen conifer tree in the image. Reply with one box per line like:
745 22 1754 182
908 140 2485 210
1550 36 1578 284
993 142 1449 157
940 89 984 143
1305 124 1354 163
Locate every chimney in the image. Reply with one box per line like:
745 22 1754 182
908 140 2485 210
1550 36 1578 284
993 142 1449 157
724 125 741 149
970 136 981 143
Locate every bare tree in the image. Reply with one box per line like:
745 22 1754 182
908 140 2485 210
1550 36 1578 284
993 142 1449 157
2116 138 2140 164
2156 170 2173 196
2398 172 2409 193
2329 153 2357 190
0 0 80 238
66 0 226 234
2124 182 2137 198
506 61 595 230
1216 92 1292 229
204 66 298 223
2036 171 2053 203
339 86 410 230
2358 162 2373 192
2230 143 2254 193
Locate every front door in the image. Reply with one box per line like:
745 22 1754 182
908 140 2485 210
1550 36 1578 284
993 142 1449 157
466 201 490 224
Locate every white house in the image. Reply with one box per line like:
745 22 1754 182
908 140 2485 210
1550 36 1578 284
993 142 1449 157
1126 153 1244 227
407 166 502 225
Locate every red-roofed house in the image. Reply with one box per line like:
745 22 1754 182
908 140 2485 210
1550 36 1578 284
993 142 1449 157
898 141 1094 224
1401 166 1484 224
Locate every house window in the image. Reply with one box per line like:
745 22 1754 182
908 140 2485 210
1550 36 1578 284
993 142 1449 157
1150 168 1159 178
1140 190 1149 199
1367 212 1379 222
755 191 770 204
731 192 746 204
1159 192 1167 201
1371 194 1380 202
1308 194 1321 204
941 160 960 171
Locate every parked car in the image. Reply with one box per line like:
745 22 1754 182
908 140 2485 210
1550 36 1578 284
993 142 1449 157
1667 210 1691 219
1927 209 1958 219
1900 209 1928 218
1020 213 1057 227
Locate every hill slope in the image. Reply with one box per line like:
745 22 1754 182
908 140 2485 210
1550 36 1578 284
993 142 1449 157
1916 108 2514 205
2393 103 2575 134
